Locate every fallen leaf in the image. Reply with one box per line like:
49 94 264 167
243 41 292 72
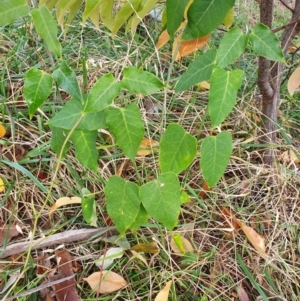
170 233 194 256
95 247 124 269
49 196 81 216
199 182 212 199
173 34 210 61
237 285 250 301
154 280 173 301
0 269 22 294
137 138 159 156
130 250 148 266
219 206 240 232
279 149 299 165
131 242 160 254
0 178 4 192
0 224 22 245
195 81 210 91
288 40 300 53
0 123 6 138
288 65 300 96
84 271 127 294
236 220 266 257
53 249 79 301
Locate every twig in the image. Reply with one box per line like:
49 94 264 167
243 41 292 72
0 227 117 258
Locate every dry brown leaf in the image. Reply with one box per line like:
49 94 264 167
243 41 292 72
137 138 159 156
288 65 300 96
173 34 210 61
288 40 300 53
199 182 212 199
157 29 170 49
154 280 173 301
53 249 79 301
0 224 22 246
130 250 148 266
170 233 194 256
49 196 81 216
279 149 299 165
236 220 266 257
237 285 250 301
84 271 127 294
219 206 240 232
131 242 160 254
0 123 6 138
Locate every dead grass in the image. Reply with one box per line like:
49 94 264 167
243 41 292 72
0 1 300 301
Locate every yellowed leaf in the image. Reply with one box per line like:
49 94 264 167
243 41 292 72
173 34 210 61
236 220 266 257
288 65 300 96
223 7 234 29
0 178 4 193
49 197 81 216
183 0 194 19
84 271 127 294
0 123 6 138
130 250 148 266
195 81 210 91
137 138 159 156
170 233 194 256
279 149 299 165
131 242 160 254
154 280 173 301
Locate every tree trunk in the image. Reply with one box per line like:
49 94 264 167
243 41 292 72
257 0 300 163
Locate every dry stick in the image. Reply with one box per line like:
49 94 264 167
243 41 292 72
0 227 116 258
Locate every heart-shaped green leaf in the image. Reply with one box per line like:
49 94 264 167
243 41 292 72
105 176 141 235
140 172 181 230
159 124 197 174
200 131 232 188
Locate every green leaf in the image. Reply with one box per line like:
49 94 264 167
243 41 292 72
140 172 181 230
31 5 62 58
49 100 83 130
52 61 82 100
70 130 98 171
84 74 120 113
200 131 232 187
39 0 59 10
208 68 243 126
175 49 216 92
99 0 114 30
111 0 142 36
0 0 29 26
64 0 82 35
129 204 148 231
82 188 98 227
159 124 197 174
49 99 106 131
105 176 141 235
129 0 159 34
121 68 164 95
50 126 70 157
24 68 53 119
105 103 144 161
249 23 285 63
216 27 248 68
182 0 235 40
180 190 191 204
166 0 189 39
83 0 100 22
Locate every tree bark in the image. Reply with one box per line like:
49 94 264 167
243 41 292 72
257 0 300 163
